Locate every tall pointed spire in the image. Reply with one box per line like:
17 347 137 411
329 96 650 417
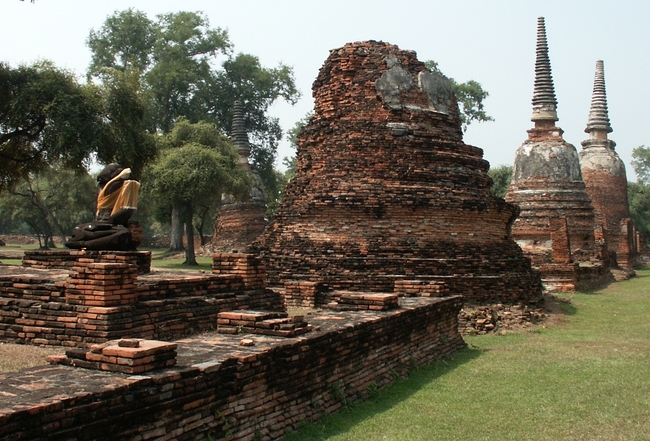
232 100 251 164
585 60 612 136
531 17 558 123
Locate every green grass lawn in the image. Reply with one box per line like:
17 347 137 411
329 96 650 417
284 269 650 441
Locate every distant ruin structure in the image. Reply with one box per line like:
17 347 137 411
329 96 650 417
211 101 268 252
505 18 607 291
579 60 637 269
253 40 542 306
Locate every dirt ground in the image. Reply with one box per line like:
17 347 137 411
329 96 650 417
0 343 65 373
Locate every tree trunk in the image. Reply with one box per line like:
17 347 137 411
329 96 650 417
183 205 198 266
169 205 185 252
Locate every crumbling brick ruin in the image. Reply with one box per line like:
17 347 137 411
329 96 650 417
579 60 638 269
0 249 464 440
253 40 542 307
211 101 268 253
505 18 606 291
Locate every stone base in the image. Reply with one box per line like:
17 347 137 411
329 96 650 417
22 250 151 274
48 339 177 374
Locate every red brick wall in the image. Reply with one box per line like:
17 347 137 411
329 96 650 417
0 296 464 441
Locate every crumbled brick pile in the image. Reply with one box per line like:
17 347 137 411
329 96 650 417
252 40 542 306
47 338 177 374
217 310 312 337
23 250 151 274
327 292 399 311
458 303 548 335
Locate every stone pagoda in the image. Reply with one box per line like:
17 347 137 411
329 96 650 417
579 60 637 269
211 101 267 252
506 18 603 291
252 40 542 307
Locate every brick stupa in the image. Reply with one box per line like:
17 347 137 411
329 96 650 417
253 40 542 306
506 18 597 266
579 60 637 268
211 101 268 252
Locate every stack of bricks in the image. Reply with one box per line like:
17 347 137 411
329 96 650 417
327 292 399 311
65 262 138 307
217 310 312 337
251 41 543 306
48 338 177 374
22 250 151 274
393 279 447 297
212 253 265 290
280 280 324 308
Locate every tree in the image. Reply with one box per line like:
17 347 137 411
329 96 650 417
0 167 96 247
628 182 650 238
87 9 157 76
628 146 650 237
94 68 157 178
487 164 513 198
631 145 650 186
149 119 248 264
87 9 299 190
424 60 494 132
0 61 104 191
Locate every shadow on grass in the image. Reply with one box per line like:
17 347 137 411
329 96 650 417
282 347 482 440
545 293 578 316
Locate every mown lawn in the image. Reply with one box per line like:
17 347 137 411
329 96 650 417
284 269 650 441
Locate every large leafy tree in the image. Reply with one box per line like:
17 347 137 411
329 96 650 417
87 9 299 185
148 119 248 264
94 68 157 178
0 61 104 191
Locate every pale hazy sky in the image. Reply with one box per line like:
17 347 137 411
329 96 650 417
2 0 648 178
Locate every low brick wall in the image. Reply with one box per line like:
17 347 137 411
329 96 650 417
23 250 152 274
0 296 464 440
0 254 282 347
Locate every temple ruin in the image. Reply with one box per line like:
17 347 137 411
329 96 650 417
579 60 638 269
505 18 609 291
253 40 542 306
210 101 268 252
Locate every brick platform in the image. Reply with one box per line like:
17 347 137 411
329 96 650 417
22 250 152 274
0 296 464 440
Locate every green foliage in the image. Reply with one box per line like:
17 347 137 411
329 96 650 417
95 68 157 178
628 181 650 237
628 146 650 236
0 167 95 246
87 9 300 192
151 143 243 207
487 164 513 198
424 60 494 132
87 8 157 75
147 119 247 263
0 61 104 190
631 145 650 186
